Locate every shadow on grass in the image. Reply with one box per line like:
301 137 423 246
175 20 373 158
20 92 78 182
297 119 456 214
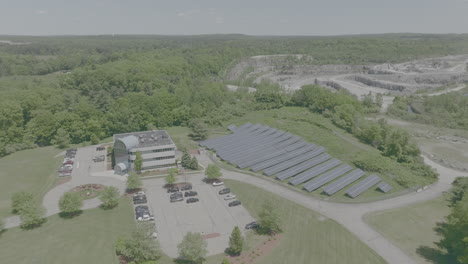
416 246 456 264
99 204 118 210
0 229 7 236
59 210 83 219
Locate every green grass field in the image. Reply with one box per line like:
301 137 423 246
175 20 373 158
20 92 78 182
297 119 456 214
364 196 451 264
0 198 135 264
225 179 386 264
0 146 62 219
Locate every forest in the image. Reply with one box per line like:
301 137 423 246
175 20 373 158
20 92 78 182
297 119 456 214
1 34 468 183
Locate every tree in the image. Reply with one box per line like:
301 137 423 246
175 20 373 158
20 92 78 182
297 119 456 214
221 258 231 264
90 133 100 145
375 93 383 107
59 192 83 216
115 223 162 263
100 186 120 209
228 226 243 255
11 191 34 214
178 232 208 264
127 171 142 192
189 156 199 170
189 119 208 141
135 151 143 172
18 200 45 229
52 128 70 148
259 201 282 235
205 164 222 181
165 168 177 186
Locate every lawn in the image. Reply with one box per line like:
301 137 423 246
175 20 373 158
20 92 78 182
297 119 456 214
0 198 135 264
215 107 435 202
0 146 62 219
224 179 386 264
364 195 451 264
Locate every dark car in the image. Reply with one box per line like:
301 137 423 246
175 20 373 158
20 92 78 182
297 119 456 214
170 192 183 199
170 196 184 203
96 146 105 151
218 188 230 195
245 221 259 230
133 195 147 204
167 187 179 193
184 191 198 197
186 198 199 203
180 184 192 191
135 205 150 214
228 200 241 207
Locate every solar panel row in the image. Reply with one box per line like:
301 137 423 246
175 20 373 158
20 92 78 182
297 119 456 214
289 158 342 186
263 147 325 176
322 169 366 195
276 153 331 181
250 144 316 172
377 182 392 193
346 174 381 198
302 164 353 192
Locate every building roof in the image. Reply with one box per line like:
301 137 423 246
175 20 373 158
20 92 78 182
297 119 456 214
118 135 139 150
114 130 174 149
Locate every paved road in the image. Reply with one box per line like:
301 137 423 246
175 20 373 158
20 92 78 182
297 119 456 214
4 146 125 228
198 152 468 264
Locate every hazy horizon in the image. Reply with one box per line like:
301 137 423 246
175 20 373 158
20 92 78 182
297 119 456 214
0 0 467 36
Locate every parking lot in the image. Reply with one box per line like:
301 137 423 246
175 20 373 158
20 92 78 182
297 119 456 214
142 174 255 257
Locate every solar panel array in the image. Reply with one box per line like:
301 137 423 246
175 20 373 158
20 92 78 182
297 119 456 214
200 123 390 198
377 182 392 193
346 174 382 198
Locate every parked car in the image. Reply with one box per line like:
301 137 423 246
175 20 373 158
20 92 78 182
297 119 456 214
133 195 147 204
212 180 224 186
137 214 155 221
218 188 230 195
245 221 259 230
228 200 241 207
170 192 183 199
186 198 199 203
135 205 150 215
96 146 105 151
63 160 74 165
184 191 198 197
170 196 184 203
93 155 105 162
167 187 179 193
180 184 192 191
224 194 236 200
133 191 145 196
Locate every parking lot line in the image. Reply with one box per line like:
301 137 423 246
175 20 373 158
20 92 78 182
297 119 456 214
76 161 80 169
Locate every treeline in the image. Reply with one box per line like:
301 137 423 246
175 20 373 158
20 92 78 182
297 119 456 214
388 90 468 130
292 85 437 186
3 34 468 76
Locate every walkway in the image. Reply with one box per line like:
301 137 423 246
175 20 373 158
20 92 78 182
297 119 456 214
4 146 125 228
197 152 468 264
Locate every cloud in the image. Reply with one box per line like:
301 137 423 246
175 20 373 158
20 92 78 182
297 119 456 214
35 9 47 15
215 16 224 24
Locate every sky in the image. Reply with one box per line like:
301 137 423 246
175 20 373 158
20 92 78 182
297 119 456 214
0 0 467 36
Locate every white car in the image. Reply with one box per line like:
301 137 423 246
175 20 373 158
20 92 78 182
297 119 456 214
224 194 236 200
212 180 224 186
133 191 145 197
137 214 155 221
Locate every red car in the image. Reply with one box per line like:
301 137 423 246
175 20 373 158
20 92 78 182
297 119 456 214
63 160 74 165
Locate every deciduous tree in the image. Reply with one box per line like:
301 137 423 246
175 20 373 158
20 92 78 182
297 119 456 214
135 151 143 172
100 186 120 209
11 191 34 214
165 168 177 186
115 223 162 263
178 232 208 264
259 201 282 235
59 192 83 216
52 128 71 148
19 200 45 229
205 164 222 181
127 171 142 192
